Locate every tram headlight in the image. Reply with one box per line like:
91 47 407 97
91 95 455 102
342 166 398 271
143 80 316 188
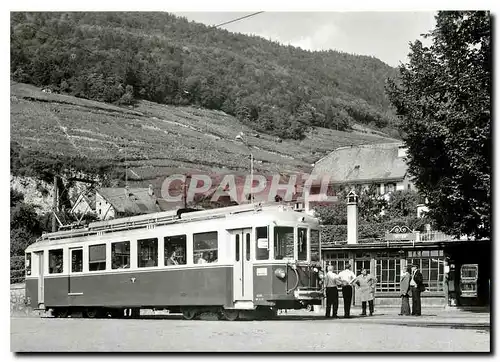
313 267 318 273
275 268 286 279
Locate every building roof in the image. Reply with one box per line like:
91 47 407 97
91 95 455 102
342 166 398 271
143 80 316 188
312 143 408 183
97 188 161 215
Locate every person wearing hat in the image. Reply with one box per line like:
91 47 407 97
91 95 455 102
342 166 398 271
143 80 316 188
399 265 412 316
338 263 356 318
410 263 425 316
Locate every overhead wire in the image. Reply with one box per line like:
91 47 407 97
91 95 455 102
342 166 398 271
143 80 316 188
211 11 264 29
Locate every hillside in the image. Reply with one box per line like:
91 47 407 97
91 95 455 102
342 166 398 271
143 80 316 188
10 82 399 187
10 12 401 141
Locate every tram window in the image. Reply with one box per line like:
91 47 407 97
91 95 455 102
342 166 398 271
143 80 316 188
49 249 63 274
164 235 186 266
298 228 308 260
194 231 218 264
112 241 130 269
310 230 320 262
138 238 158 268
255 227 269 260
246 233 251 261
26 253 31 276
71 249 83 272
235 234 240 262
274 227 294 260
89 244 106 271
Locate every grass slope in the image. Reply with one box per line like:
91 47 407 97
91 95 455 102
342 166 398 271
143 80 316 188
11 82 399 184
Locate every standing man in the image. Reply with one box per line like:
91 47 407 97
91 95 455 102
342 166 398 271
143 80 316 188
338 263 356 318
353 268 377 316
410 264 425 316
324 265 340 318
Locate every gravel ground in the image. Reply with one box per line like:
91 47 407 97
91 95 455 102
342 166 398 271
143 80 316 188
10 314 490 352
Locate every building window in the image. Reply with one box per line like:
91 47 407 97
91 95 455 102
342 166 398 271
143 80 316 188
89 244 106 271
255 227 269 260
193 232 218 264
298 228 308 261
112 241 130 269
324 251 349 273
138 238 158 268
385 183 396 193
408 249 444 292
26 253 31 276
274 227 294 260
164 235 186 266
71 249 83 273
376 258 401 292
49 249 63 274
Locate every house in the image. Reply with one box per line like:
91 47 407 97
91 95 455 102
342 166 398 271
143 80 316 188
311 142 415 196
95 186 161 220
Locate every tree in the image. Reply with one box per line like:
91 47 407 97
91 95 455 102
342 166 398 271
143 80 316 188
386 11 491 239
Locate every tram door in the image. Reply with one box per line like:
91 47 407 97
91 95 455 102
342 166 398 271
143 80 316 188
34 251 44 307
231 228 254 302
68 248 83 295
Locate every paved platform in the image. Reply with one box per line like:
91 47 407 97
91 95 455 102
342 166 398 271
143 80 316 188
282 305 490 328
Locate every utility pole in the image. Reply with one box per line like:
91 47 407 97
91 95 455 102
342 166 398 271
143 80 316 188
52 175 58 232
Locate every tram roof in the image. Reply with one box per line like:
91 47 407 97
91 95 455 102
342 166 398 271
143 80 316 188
26 203 318 251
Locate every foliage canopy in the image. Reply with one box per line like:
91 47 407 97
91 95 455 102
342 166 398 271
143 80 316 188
386 11 491 239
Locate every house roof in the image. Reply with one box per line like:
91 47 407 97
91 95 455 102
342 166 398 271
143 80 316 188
312 143 408 183
97 188 161 215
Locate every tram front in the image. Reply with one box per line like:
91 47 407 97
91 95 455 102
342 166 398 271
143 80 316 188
252 209 324 311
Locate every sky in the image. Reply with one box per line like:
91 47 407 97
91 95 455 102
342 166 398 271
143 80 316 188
174 12 437 67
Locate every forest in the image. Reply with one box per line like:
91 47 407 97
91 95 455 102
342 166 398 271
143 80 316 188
10 12 401 140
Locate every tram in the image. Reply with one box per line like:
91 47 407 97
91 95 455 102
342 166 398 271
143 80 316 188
24 203 324 320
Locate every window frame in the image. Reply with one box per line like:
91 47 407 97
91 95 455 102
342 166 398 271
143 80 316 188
88 243 107 272
137 238 159 268
255 226 270 261
111 241 131 270
164 234 187 266
70 248 83 273
48 248 64 274
273 226 294 260
193 231 218 264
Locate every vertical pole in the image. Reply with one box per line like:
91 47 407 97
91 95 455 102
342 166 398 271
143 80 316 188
52 175 58 232
250 152 254 203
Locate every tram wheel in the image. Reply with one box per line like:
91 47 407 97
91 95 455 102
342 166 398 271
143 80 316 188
84 308 100 318
54 308 69 318
181 307 197 320
222 309 239 321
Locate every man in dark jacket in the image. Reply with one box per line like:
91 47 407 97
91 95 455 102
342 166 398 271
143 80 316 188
410 264 425 316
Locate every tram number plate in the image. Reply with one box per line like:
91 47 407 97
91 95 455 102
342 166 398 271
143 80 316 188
256 268 268 276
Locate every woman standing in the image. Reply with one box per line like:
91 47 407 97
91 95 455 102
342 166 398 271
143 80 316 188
399 265 412 316
353 268 377 316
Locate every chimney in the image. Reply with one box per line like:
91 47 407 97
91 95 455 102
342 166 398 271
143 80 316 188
148 184 154 197
347 190 358 244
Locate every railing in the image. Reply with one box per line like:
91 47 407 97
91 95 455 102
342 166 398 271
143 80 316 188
322 232 457 247
417 231 456 242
